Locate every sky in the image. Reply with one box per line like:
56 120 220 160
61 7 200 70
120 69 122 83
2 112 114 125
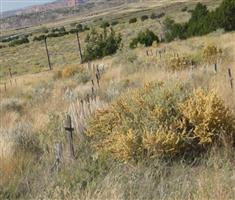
1 0 56 12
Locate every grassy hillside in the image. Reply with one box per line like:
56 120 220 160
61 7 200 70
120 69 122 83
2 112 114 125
1 0 235 199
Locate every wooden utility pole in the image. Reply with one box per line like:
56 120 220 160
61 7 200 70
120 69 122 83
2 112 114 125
44 37 52 70
76 32 83 63
64 115 75 159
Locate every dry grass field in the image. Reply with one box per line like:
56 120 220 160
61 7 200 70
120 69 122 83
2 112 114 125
1 0 235 199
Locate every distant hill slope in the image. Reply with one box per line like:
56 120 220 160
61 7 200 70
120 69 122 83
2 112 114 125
1 0 128 30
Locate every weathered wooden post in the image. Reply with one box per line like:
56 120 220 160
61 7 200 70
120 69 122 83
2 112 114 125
88 62 91 73
214 63 217 74
44 37 52 70
4 83 6 92
76 32 83 64
96 73 100 88
96 65 101 80
228 68 233 89
80 99 85 116
91 86 96 101
51 142 62 172
9 68 12 78
86 94 91 114
64 115 75 159
146 50 149 56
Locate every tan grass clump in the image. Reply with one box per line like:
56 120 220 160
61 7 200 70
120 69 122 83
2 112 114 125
168 56 192 71
62 65 79 78
203 44 222 64
53 65 81 79
86 82 235 162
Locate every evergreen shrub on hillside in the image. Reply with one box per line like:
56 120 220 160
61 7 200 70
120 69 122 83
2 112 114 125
83 28 122 62
86 82 235 162
164 0 235 41
141 15 149 21
8 36 29 47
129 18 137 24
130 29 159 49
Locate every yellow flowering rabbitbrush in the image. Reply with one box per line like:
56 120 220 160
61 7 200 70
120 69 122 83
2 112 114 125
86 82 235 162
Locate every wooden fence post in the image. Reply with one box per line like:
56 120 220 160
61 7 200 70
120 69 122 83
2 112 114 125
88 62 91 72
146 50 149 56
96 65 101 80
4 83 6 92
214 63 217 74
86 94 91 114
228 68 233 89
64 115 75 159
44 37 52 70
96 73 100 88
91 86 96 101
76 32 83 64
80 99 85 116
51 142 62 172
9 68 12 78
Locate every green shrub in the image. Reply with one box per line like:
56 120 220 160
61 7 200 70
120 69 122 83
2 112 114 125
100 21 110 29
83 28 122 62
111 21 119 26
33 34 46 41
150 13 157 19
69 24 89 34
47 31 69 38
141 15 149 21
0 98 24 113
164 0 235 41
130 29 159 49
51 26 66 33
0 35 19 43
182 6 188 12
129 18 137 24
40 27 49 33
217 0 235 31
8 36 29 47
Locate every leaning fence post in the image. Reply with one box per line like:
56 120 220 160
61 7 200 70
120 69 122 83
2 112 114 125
44 37 52 70
64 115 75 159
228 68 233 89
